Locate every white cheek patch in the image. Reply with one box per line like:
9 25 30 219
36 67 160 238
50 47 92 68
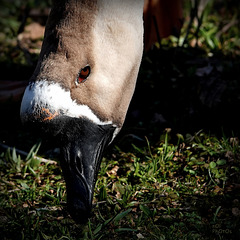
20 80 112 126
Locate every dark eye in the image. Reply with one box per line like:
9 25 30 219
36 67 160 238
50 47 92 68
76 65 91 84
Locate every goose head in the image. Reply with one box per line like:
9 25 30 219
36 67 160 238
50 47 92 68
20 0 143 223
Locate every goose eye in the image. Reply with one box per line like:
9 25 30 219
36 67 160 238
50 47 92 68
76 65 91 84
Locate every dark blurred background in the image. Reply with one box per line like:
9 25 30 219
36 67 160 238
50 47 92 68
0 0 240 153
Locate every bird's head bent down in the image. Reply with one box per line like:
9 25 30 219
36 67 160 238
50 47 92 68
20 0 144 223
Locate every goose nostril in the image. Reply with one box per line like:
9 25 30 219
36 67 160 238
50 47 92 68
75 150 84 176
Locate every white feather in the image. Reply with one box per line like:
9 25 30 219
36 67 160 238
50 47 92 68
20 80 113 126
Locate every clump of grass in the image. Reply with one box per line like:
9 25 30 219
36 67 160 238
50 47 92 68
0 131 240 239
0 143 68 240
92 130 240 239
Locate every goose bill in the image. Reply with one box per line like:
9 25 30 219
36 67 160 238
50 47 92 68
58 117 115 223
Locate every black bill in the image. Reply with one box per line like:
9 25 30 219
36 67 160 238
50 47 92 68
58 117 115 223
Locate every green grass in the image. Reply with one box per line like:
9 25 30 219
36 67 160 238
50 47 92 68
0 1 240 239
0 131 239 239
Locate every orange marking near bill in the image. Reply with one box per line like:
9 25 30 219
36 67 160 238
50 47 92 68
41 108 59 121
